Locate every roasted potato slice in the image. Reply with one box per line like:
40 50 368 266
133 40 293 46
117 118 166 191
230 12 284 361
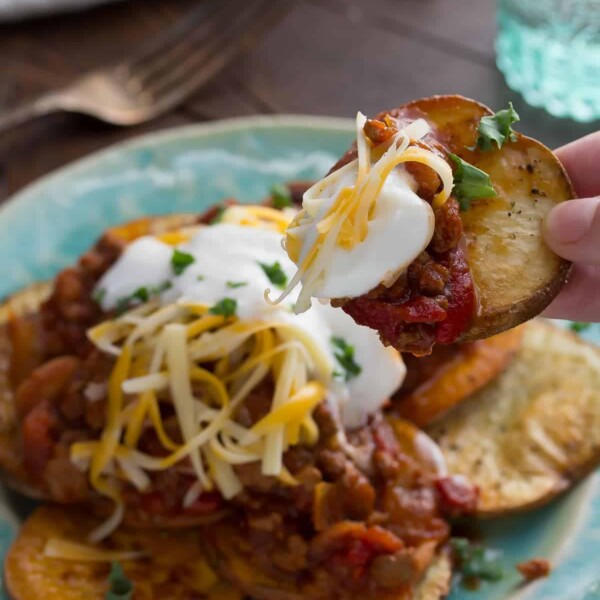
331 96 574 349
394 327 524 427
398 95 574 341
428 320 600 516
5 505 241 600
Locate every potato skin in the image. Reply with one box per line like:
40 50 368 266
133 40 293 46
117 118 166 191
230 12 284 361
428 320 600 516
333 95 575 345
4 505 240 600
394 327 524 427
395 95 575 342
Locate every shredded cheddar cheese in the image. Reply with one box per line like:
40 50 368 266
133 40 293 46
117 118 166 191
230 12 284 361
270 112 454 312
220 204 293 233
79 291 329 540
44 539 147 562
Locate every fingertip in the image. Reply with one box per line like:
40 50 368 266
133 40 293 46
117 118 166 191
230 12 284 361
555 131 600 198
543 197 600 263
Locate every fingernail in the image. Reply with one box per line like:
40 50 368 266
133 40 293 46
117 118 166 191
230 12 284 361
545 198 599 244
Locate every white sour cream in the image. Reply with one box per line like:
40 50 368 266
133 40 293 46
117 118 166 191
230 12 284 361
300 163 435 299
277 114 453 314
95 218 406 428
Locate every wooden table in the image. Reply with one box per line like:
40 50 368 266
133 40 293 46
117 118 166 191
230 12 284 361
0 0 597 204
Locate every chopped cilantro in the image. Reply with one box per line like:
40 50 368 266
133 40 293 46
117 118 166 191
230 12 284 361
209 297 237 318
259 261 288 288
471 102 520 152
171 249 195 275
570 322 591 333
450 154 497 211
451 538 503 582
151 280 172 294
209 205 226 225
271 183 293 209
114 281 171 315
105 561 133 600
331 337 362 381
115 286 149 315
133 287 150 303
92 288 106 305
226 281 248 288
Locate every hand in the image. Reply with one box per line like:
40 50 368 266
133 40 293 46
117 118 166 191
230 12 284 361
542 131 600 322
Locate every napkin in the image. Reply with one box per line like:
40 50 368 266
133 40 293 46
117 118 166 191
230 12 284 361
0 0 122 21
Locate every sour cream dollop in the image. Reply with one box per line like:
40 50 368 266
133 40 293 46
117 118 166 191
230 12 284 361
296 162 434 299
95 217 405 428
276 113 454 314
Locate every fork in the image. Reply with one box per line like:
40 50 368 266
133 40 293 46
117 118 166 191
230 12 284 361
0 0 291 132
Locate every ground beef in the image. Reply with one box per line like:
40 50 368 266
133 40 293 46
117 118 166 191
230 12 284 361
6 197 477 598
40 233 124 358
213 405 474 599
516 558 551 581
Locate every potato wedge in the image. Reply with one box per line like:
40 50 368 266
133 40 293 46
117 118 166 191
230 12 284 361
397 95 574 341
394 327 524 427
331 96 574 350
5 505 241 600
428 320 600 516
414 552 452 600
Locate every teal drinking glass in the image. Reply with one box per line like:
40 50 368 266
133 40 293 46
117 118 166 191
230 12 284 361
496 0 600 122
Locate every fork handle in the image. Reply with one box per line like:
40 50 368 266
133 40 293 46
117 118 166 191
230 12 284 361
0 93 64 133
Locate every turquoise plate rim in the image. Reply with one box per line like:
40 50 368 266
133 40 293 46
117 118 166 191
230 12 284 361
0 114 354 222
0 114 598 600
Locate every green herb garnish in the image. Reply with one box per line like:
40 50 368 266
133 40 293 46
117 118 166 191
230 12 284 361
152 280 172 294
470 102 520 152
209 205 226 225
271 183 293 209
105 561 133 600
450 154 497 211
570 322 591 333
92 288 106 305
209 297 238 318
114 281 171 315
115 286 149 315
226 281 248 288
451 538 503 582
171 249 195 275
197 275 205 281
331 337 362 381
259 261 288 288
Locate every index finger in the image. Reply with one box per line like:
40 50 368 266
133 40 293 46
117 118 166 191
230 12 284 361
555 131 600 198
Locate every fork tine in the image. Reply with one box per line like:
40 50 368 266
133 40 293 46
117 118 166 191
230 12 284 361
120 0 229 77
132 0 253 92
144 0 286 102
149 2 291 113
129 0 257 89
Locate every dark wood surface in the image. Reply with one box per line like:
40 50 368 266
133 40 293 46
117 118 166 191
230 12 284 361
0 0 597 204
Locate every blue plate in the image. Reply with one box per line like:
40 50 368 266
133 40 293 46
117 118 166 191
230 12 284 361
0 116 598 599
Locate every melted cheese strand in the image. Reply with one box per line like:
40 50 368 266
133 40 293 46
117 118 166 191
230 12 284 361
44 539 146 562
164 324 211 488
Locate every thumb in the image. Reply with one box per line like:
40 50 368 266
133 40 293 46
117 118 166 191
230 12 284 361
543 197 600 265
